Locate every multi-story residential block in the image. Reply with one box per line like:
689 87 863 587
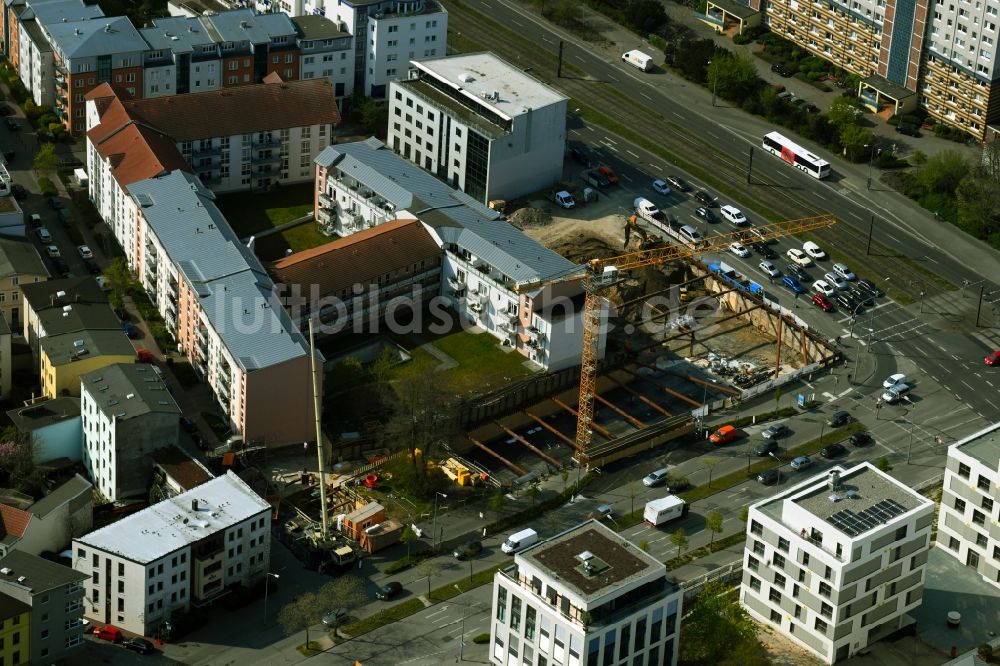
0 315 9 401
491 519 682 666
125 170 319 446
388 52 566 204
0 236 48 331
740 463 934 663
269 218 442 336
6 397 83 463
149 446 214 500
936 421 1000 589
0 592 30 666
0 474 93 558
314 138 604 371
19 272 115 352
86 76 338 193
0 550 87 664
72 470 271 636
39 330 136 399
80 363 181 502
289 15 354 105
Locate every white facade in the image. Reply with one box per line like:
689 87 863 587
491 520 682 666
17 28 54 108
936 421 1000 589
388 52 566 204
740 463 934 664
72 471 271 635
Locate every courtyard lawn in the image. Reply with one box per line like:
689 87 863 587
390 328 533 396
215 183 315 237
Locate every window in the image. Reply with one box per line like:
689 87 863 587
774 572 786 588
958 462 971 478
496 588 506 622
768 587 782 603
977 475 991 491
510 596 521 631
773 554 786 568
820 602 832 618
801 552 810 566
983 496 994 513
753 540 765 556
954 497 968 512
814 618 828 633
949 536 960 550
748 556 760 572
819 581 832 598
977 532 988 548
973 510 986 526
750 576 762 592
778 537 789 552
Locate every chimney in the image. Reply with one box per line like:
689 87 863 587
192 499 199 512
827 470 841 492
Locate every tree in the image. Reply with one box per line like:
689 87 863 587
773 387 782 412
627 481 639 515
528 483 541 508
956 172 1000 240
667 38 718 83
0 428 43 497
739 505 749 523
916 149 970 195
638 540 650 552
416 558 441 600
709 52 761 103
318 576 365 636
399 525 418 558
705 510 724 547
625 0 668 34
277 591 324 648
670 528 688 559
489 489 507 520
680 580 764 665
826 96 864 131
702 456 720 488
839 124 874 162
105 256 134 303
33 142 60 175
357 99 388 137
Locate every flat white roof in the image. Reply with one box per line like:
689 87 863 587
412 52 567 121
74 471 269 564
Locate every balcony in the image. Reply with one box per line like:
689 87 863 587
216 379 230 398
196 335 208 357
196 325 208 343
319 192 334 208
447 275 465 290
316 207 332 225
166 277 178 297
54 61 67 75
192 144 222 157
252 135 277 147
254 151 282 164
216 369 231 387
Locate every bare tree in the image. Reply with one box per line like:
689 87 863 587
0 428 43 496
277 592 324 648
380 373 458 484
318 576 366 636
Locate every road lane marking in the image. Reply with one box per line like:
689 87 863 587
641 92 653 101
813 191 827 201
672 112 684 120
627 150 640 158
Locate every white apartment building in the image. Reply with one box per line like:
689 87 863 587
314 138 604 371
740 463 934 664
72 471 271 635
80 362 181 502
491 520 682 666
388 52 567 204
291 15 354 104
936 421 1000 589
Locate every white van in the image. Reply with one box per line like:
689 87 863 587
720 205 749 226
501 528 539 554
621 50 654 72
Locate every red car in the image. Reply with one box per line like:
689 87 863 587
811 294 834 312
986 351 1000 366
93 625 122 642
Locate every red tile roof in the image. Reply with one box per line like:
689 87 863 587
0 504 32 540
120 78 340 142
270 219 441 297
90 122 191 190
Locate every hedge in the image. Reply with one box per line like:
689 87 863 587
38 177 57 197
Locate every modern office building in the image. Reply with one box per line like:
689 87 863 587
740 463 934 663
490 520 682 666
936 421 1000 589
72 471 271 636
0 550 87 665
80 363 182 502
313 138 603 371
387 52 567 204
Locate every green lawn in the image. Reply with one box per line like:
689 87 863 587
214 183 315 237
390 329 534 395
254 220 331 260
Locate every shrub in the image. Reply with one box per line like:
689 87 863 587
472 633 491 645
37 177 57 196
732 33 752 45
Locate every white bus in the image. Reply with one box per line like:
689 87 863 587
761 131 830 179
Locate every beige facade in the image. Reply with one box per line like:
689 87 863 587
766 0 882 78
920 55 996 137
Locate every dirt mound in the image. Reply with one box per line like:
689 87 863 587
508 206 551 229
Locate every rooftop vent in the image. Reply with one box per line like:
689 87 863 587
458 72 475 83
576 551 594 563
845 489 860 500
16 576 25 584
827 470 842 492
192 499 199 512
55 290 66 299
73 339 85 348
829 494 841 502
0 567 11 575
125 393 135 400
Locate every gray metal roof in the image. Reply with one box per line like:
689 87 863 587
206 8 281 44
28 473 91 518
40 329 134 366
80 362 180 420
141 16 216 54
48 15 147 59
128 171 309 371
31 0 103 27
0 237 46 278
0 551 86 594
315 139 577 285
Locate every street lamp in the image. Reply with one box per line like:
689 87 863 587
454 584 467 662
432 491 448 550
864 142 877 190
262 572 280 623
708 60 717 107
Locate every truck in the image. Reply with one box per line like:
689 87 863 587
622 50 654 72
552 190 576 209
644 495 688 527
581 171 609 189
709 260 764 295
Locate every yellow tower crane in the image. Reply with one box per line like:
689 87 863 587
514 213 837 464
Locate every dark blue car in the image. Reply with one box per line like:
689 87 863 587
782 275 806 294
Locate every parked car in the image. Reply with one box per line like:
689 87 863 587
759 261 781 278
77 245 93 259
694 206 717 222
785 264 811 282
4 117 19 131
820 443 847 458
376 581 403 600
782 276 806 294
710 425 738 444
52 258 69 277
828 411 851 427
753 243 777 259
322 608 348 627
883 373 907 389
694 190 715 206
790 455 813 470
837 292 860 311
986 350 1000 366
857 279 881 296
849 432 872 447
786 248 812 267
812 280 836 297
642 467 671 487
10 184 26 201
753 440 778 456
57 153 83 167
45 245 61 258
122 321 141 339
761 423 789 440
453 539 483 560
832 262 856 281
811 294 834 312
651 179 672 195
663 476 691 493
896 123 920 137
123 637 155 655
36 227 52 242
666 176 691 192
93 625 122 642
824 272 849 290
802 241 827 260
771 63 792 77
757 469 781 485
850 287 875 306
48 196 64 210
84 259 100 275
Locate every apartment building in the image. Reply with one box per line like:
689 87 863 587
936 421 1000 589
0 593 30 666
388 52 567 204
0 550 87 664
0 474 93 558
740 463 934 663
39 330 136 399
72 471 271 636
86 77 339 194
289 15 354 105
80 363 181 502
149 446 214 500
19 276 114 351
6 397 83 463
126 170 319 446
269 218 442 337
491 520 682 666
0 236 48 331
314 138 603 371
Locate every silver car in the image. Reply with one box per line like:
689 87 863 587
642 468 671 487
881 384 911 404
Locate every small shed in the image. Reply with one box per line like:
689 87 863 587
342 501 386 541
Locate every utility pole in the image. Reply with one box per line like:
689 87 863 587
976 285 985 327
865 216 874 255
747 148 754 185
557 41 564 78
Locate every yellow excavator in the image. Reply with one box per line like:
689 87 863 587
622 214 665 250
